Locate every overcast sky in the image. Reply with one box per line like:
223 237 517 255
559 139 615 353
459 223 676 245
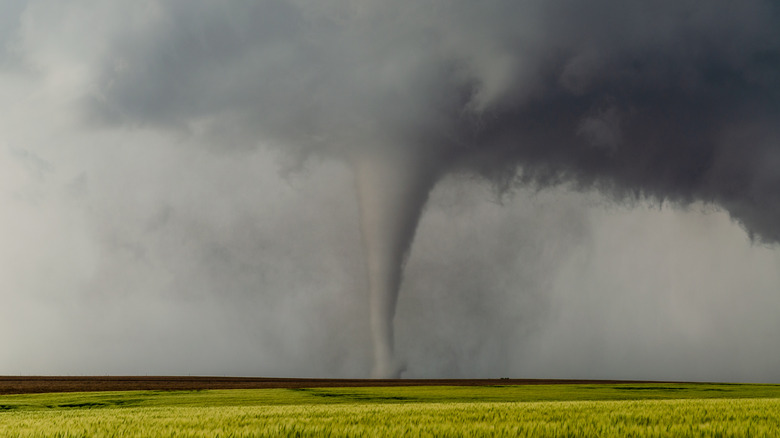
2 1 780 382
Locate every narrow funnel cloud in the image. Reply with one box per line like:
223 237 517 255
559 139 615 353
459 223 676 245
354 148 441 378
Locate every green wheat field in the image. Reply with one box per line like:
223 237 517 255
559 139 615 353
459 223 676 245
2 383 780 437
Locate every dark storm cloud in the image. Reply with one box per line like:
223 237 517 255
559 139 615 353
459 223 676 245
85 0 780 242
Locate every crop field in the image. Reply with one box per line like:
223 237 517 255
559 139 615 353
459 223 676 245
1 383 780 437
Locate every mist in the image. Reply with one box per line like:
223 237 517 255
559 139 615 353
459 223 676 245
1 1 780 381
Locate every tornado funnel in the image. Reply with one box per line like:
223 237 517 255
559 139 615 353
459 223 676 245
354 148 440 378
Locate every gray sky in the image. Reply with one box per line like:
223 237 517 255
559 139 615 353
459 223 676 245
1 1 780 382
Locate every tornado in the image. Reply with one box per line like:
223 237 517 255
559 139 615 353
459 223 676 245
353 148 441 378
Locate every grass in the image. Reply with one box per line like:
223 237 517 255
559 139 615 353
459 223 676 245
1 383 780 437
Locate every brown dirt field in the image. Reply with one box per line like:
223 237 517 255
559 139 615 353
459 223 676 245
0 376 677 395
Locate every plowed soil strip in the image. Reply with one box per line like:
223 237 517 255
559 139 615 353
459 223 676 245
0 376 683 395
